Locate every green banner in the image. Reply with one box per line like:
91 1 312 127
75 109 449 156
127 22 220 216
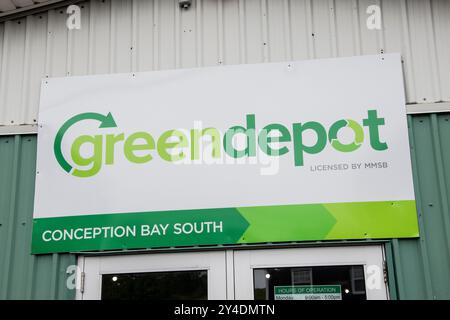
32 200 418 254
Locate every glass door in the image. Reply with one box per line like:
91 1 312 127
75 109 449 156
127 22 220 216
234 245 388 300
78 251 227 300
78 245 388 300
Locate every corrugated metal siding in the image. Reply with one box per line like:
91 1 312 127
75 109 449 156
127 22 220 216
0 134 75 300
385 113 450 300
0 0 449 126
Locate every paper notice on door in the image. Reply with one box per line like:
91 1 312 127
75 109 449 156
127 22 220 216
274 285 342 300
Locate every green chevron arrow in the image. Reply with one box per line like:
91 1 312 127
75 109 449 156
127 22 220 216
236 201 418 243
323 200 419 239
32 207 250 254
237 204 337 243
53 112 117 174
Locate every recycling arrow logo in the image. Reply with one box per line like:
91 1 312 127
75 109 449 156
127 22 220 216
53 112 117 175
328 119 364 152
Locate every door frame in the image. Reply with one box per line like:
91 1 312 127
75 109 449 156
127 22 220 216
77 250 228 300
233 245 388 300
77 244 388 300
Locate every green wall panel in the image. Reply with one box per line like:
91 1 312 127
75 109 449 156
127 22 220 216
386 113 450 300
0 135 75 300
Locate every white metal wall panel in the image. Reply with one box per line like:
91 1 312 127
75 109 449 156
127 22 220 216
69 3 89 76
222 0 241 65
432 0 450 102
111 0 132 73
23 14 47 124
159 0 176 70
134 0 154 71
0 0 449 126
289 0 311 60
0 19 26 126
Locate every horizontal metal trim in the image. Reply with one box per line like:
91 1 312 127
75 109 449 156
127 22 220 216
0 124 38 135
75 239 389 257
406 102 450 115
0 0 83 23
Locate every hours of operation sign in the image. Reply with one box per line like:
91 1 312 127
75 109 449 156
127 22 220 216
274 286 342 300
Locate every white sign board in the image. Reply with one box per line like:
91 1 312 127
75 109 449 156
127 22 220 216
32 54 418 254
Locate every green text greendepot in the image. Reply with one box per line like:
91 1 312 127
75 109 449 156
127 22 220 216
54 110 388 177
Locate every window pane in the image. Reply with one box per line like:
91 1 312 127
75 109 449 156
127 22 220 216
254 265 366 300
102 270 207 300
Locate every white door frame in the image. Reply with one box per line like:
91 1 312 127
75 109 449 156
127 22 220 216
77 250 227 300
77 244 388 300
233 245 388 300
